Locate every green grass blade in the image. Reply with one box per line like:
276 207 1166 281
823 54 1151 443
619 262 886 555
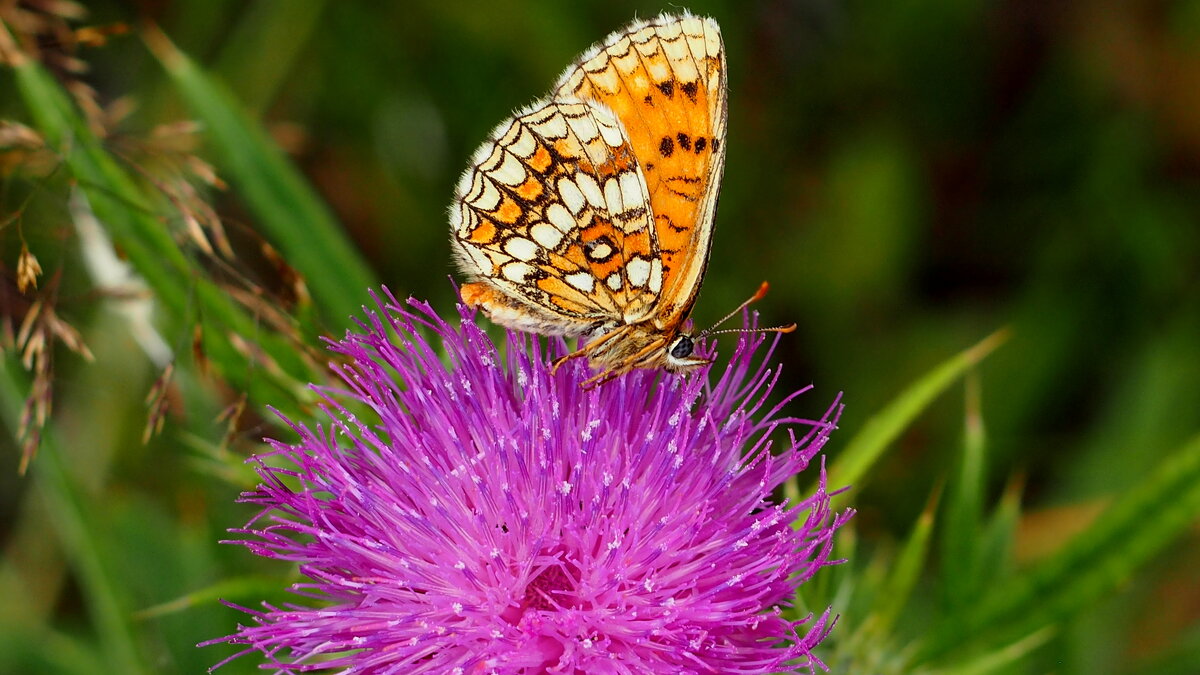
916 431 1200 664
0 626 106 675
7 33 316 412
941 371 988 610
824 328 1010 500
874 484 941 635
9 44 189 312
830 488 941 668
0 363 149 675
145 26 377 326
925 629 1055 675
136 575 291 619
797 520 857 618
975 472 1023 589
212 0 328 116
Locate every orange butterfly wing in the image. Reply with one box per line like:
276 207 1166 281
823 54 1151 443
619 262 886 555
554 14 727 330
451 13 729 377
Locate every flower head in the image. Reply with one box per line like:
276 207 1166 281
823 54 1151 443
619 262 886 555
211 289 850 674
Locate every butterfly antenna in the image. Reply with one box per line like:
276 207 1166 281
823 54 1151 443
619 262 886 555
703 324 797 337
698 281 797 338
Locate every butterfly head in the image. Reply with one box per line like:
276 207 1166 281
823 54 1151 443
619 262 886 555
664 333 709 370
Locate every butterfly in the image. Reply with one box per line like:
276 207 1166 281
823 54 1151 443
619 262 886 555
451 12 786 385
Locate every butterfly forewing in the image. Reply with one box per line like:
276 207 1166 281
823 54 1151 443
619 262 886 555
554 14 727 328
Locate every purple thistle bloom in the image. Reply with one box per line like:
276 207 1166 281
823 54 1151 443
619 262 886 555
210 289 850 674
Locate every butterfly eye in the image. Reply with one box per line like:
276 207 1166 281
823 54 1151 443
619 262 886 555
668 335 694 359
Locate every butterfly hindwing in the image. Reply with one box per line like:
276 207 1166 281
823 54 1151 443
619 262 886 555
451 99 663 335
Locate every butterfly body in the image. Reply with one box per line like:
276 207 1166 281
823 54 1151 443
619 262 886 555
451 13 727 378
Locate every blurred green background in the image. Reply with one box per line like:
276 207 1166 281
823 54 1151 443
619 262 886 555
2 0 1199 673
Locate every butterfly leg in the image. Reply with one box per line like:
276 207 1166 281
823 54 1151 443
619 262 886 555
550 347 589 375
551 323 639 377
550 325 626 375
580 367 623 390
579 336 668 389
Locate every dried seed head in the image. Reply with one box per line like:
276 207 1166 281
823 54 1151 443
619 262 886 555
16 244 43 293
143 363 175 444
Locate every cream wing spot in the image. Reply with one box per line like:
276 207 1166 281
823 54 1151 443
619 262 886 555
661 37 699 81
564 272 595 293
629 24 656 45
509 125 538 158
530 222 565 249
649 258 663 293
476 144 504 173
558 177 586 215
596 116 625 149
610 36 633 58
603 178 623 213
655 18 684 40
484 248 508 267
588 62 621 95
626 257 651 287
470 177 501 212
504 236 539 262
606 273 622 292
567 114 600 143
577 173 605 208
456 210 483 240
684 31 709 72
586 241 613 261
546 203 576 234
611 51 643 92
644 55 671 83
618 172 645 211
579 49 604 72
679 15 706 33
471 134 502 167
700 18 722 57
461 244 492 274
491 151 527 186
502 262 535 283
532 110 569 139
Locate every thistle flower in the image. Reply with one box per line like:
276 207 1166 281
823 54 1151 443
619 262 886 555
210 289 850 674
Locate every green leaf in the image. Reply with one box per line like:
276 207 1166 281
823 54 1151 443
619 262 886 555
824 328 1010 500
917 431 1200 664
145 25 377 326
941 371 988 610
